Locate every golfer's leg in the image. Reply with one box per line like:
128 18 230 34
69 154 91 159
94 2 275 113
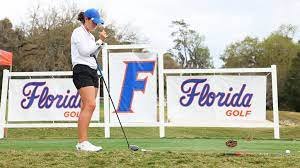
78 86 96 143
95 88 98 98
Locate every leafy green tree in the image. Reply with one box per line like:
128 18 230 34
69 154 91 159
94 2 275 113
259 25 298 93
282 52 300 111
260 33 298 96
170 19 213 68
220 25 299 110
187 35 212 68
221 36 263 68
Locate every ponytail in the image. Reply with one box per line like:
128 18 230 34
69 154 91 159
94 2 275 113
77 12 85 24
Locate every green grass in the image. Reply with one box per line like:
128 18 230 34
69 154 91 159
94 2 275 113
1 150 299 168
1 111 300 167
268 111 300 125
5 126 300 140
1 138 300 154
1 138 300 168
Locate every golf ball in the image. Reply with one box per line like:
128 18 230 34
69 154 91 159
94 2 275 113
285 150 291 154
141 148 152 152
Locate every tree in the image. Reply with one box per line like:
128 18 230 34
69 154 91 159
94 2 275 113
170 19 213 68
260 33 298 98
282 52 300 111
114 23 148 44
0 18 26 97
221 36 263 68
0 18 25 64
163 53 179 69
7 3 141 72
187 35 212 68
220 25 300 110
0 3 145 98
12 4 79 71
274 24 297 39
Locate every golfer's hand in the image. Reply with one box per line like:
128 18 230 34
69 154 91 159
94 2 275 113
99 30 108 42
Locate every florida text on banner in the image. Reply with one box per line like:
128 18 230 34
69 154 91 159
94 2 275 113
109 52 157 123
8 78 100 121
167 76 266 123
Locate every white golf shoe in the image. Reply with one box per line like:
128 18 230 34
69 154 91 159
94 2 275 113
76 141 103 152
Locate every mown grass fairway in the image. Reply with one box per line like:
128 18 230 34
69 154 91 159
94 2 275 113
0 111 300 167
1 138 300 154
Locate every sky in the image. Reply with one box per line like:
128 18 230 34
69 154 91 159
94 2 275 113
1 0 300 67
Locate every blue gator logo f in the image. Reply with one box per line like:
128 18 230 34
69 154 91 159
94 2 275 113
117 61 155 112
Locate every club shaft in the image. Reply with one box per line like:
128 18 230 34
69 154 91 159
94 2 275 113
93 56 130 148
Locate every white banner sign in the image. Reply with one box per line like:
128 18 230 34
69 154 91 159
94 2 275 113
109 52 157 123
8 78 100 121
167 76 266 123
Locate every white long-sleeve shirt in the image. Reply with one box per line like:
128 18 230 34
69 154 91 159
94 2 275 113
71 25 102 69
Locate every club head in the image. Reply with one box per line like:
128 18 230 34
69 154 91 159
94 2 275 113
129 145 139 151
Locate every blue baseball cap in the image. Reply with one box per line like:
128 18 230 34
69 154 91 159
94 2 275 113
84 8 104 25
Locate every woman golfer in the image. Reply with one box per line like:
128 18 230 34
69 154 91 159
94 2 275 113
71 8 107 152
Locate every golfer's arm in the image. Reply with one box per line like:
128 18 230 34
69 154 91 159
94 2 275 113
77 39 103 57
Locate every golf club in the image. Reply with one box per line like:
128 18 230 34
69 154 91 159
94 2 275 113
91 53 139 152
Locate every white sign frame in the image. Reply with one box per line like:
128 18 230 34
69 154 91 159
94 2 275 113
160 65 280 139
0 44 280 139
